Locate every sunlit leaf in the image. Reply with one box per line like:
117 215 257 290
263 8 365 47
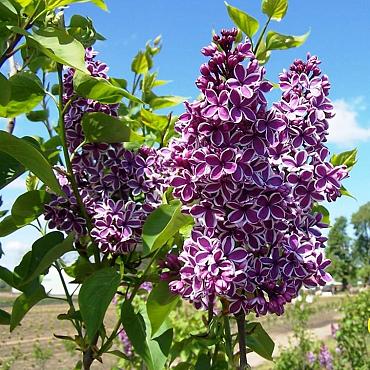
266 30 309 50
330 148 357 171
27 27 88 72
142 200 193 254
82 112 144 143
262 0 288 21
74 70 142 104
225 2 259 38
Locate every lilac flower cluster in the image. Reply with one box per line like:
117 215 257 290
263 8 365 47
44 48 165 254
318 344 334 370
160 29 349 316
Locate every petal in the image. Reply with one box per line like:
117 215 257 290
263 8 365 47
230 107 242 123
205 89 218 104
218 106 230 121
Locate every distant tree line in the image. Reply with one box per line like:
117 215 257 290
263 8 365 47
327 202 370 289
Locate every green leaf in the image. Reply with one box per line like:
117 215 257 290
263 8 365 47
195 353 211 370
28 27 88 72
142 200 193 254
106 350 130 360
26 109 49 122
0 308 11 325
10 282 47 331
121 301 173 370
225 2 259 38
11 190 50 226
64 257 99 283
131 51 149 74
0 215 22 237
82 112 143 143
255 39 271 65
147 281 179 337
0 131 62 195
25 172 38 191
74 70 142 104
149 95 186 110
312 204 330 225
0 0 18 20
0 265 18 288
245 322 275 361
262 0 288 21
266 30 310 50
330 148 357 171
45 0 107 11
79 268 120 343
0 72 10 106
140 109 169 131
0 71 44 118
16 232 74 286
0 151 25 190
340 185 356 200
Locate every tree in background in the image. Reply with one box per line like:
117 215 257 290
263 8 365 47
351 202 370 284
327 216 355 290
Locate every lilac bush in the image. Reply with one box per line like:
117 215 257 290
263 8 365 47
160 29 349 316
44 49 166 254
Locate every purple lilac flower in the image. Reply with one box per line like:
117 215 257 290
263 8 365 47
306 351 316 365
318 344 333 370
159 29 349 317
44 49 166 254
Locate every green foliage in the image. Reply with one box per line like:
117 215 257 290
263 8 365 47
0 151 25 190
149 95 186 110
335 290 370 369
16 232 74 286
82 112 143 143
0 71 44 118
45 0 107 11
11 190 50 226
351 202 370 283
79 267 120 343
327 216 355 288
10 281 47 331
0 214 23 237
262 0 288 21
142 200 193 254
330 148 357 171
131 51 150 75
26 109 49 122
74 70 142 104
312 204 330 225
147 281 179 336
0 72 11 106
225 2 259 39
265 30 310 50
0 308 11 325
121 300 174 370
245 322 275 361
0 131 62 195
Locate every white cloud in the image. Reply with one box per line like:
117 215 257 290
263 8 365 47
328 99 370 146
0 240 31 270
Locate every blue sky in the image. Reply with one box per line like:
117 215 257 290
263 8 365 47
1 0 370 269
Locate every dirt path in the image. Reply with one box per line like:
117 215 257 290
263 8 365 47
248 314 341 368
